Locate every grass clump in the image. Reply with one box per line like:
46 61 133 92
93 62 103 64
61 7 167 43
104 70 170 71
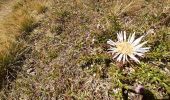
0 41 29 89
0 0 48 92
0 0 39 81
20 16 36 33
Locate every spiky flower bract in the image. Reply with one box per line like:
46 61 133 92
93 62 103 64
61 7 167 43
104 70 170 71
107 31 150 63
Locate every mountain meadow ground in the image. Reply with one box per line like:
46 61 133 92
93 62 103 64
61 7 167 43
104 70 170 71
0 0 170 99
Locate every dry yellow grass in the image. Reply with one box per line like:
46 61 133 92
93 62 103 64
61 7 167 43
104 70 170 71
0 0 17 57
0 0 48 58
109 0 144 16
0 0 49 81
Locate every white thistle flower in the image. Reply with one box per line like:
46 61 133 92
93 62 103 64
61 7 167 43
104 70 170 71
107 31 150 63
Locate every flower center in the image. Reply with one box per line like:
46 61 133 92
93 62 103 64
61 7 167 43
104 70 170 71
116 42 134 55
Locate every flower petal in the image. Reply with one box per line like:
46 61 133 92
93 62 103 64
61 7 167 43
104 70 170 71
118 32 123 42
108 47 117 54
125 55 129 62
132 35 144 46
134 52 144 57
128 34 131 42
129 54 140 63
140 47 150 50
113 53 120 59
136 47 150 53
123 31 126 41
134 41 147 50
129 32 136 43
117 54 123 62
107 39 116 46
108 47 116 51
123 54 126 63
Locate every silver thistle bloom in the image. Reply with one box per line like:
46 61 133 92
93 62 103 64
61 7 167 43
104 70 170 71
107 31 150 63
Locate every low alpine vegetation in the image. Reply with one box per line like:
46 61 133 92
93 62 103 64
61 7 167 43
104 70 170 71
0 0 169 99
